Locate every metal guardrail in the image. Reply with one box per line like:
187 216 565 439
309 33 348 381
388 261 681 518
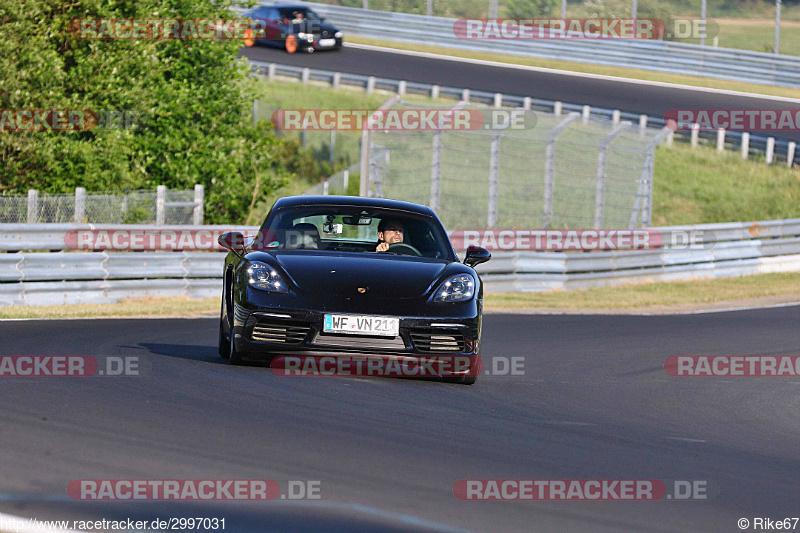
250 60 800 166
2 219 800 304
299 2 800 88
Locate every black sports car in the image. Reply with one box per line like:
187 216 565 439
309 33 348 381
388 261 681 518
242 4 343 53
217 196 491 384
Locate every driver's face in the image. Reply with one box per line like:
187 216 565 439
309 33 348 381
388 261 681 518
380 222 404 244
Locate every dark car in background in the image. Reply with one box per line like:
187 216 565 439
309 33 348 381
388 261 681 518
217 196 491 384
243 4 343 53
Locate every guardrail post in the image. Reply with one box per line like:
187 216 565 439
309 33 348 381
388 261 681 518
461 89 470 103
766 137 775 165
488 131 500 228
27 190 38 224
612 110 620 124
523 97 531 110
741 132 750 159
716 128 725 151
554 101 562 116
691 123 700 147
343 169 349 192
268 63 276 80
639 114 647 135
301 68 310 84
493 93 502 108
581 105 590 125
595 122 631 229
193 185 204 225
398 80 407 96
323 180 329 195
74 187 86 224
332 72 341 89
543 113 580 228
430 130 442 211
431 85 440 99
366 76 375 94
156 185 166 226
788 142 796 167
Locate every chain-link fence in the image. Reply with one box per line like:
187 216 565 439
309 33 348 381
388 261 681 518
0 186 204 224
360 101 670 230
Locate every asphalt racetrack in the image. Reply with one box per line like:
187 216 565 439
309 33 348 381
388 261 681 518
0 307 798 532
241 44 800 144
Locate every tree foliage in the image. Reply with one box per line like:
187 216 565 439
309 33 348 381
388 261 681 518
0 0 291 223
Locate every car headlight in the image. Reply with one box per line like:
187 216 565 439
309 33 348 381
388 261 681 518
334 31 343 38
246 261 288 293
297 32 314 41
433 274 475 303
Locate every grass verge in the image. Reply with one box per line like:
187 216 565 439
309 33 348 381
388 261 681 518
345 36 800 100
2 273 800 318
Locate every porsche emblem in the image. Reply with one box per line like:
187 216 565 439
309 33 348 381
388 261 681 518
357 287 367 294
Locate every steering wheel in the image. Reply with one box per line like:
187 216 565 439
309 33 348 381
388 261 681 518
387 242 422 256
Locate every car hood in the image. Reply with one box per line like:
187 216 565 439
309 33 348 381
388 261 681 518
268 252 449 300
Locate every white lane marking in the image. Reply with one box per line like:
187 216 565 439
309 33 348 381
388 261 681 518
0 316 217 322
0 511 86 533
344 42 800 102
546 421 599 427
651 300 800 316
665 437 707 443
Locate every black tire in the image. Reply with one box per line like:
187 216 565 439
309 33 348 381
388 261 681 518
218 296 230 359
229 325 244 366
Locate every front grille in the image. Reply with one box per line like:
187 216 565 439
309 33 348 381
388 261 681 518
409 328 466 352
251 319 311 344
313 333 406 351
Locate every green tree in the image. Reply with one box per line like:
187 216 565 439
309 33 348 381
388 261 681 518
0 0 290 223
504 0 559 18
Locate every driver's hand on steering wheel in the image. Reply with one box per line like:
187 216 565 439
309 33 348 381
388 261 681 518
376 242 390 252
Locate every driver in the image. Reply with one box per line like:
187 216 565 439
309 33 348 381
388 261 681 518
375 218 405 252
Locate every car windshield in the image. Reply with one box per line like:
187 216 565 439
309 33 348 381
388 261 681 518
256 205 454 260
278 8 322 22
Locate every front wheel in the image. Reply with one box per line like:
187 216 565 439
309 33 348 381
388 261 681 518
285 35 298 53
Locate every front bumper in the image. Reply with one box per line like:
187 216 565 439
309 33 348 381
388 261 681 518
232 303 481 359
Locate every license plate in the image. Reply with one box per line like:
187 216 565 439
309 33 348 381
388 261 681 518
318 38 336 47
324 314 399 336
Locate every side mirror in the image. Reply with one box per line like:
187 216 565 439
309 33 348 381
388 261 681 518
464 246 491 267
218 232 246 256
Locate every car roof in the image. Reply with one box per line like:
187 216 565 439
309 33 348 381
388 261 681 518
272 196 437 217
